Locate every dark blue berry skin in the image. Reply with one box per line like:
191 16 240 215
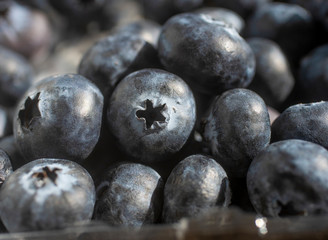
78 31 160 97
14 74 104 162
0 149 12 188
158 13 255 95
247 38 295 109
162 154 231 223
107 68 196 164
194 7 245 33
94 163 163 227
247 140 328 217
202 88 271 178
0 46 34 107
271 102 328 150
0 158 95 232
0 136 25 170
246 3 316 66
298 44 328 102
211 0 270 19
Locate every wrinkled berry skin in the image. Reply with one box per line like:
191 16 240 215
247 38 295 109
162 154 231 223
14 74 103 162
0 158 95 232
94 163 163 227
271 102 328 149
0 46 34 107
194 7 245 33
246 3 315 65
202 88 271 177
298 44 328 102
158 13 255 95
247 140 328 217
0 149 12 187
78 32 160 96
107 68 196 163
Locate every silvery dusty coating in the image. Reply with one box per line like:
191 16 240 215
94 163 163 227
0 149 13 187
162 154 231 223
247 140 328 217
271 102 328 149
78 31 159 95
0 158 95 232
194 7 245 33
107 68 196 163
247 38 295 109
14 74 103 162
158 13 255 95
202 88 271 178
0 46 34 107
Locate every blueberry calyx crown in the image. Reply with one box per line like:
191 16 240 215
31 166 61 187
18 92 42 130
136 99 166 129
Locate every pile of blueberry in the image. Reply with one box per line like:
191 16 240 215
0 0 328 234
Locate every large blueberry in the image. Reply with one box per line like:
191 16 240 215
247 140 328 217
202 88 271 177
158 13 255 95
247 38 295 109
14 74 104 162
271 102 328 149
0 158 95 232
94 163 163 227
107 68 196 163
162 154 231 223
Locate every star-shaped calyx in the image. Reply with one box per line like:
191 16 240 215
136 99 166 129
18 92 41 129
32 167 62 188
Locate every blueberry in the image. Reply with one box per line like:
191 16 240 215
107 68 196 163
158 13 255 95
94 163 163 227
14 74 104 162
194 7 245 33
78 31 160 97
0 158 95 232
247 139 328 217
298 44 328 102
0 1 52 60
202 88 271 177
247 38 295 109
246 2 316 66
0 149 13 188
271 102 328 149
0 46 34 107
162 154 231 223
